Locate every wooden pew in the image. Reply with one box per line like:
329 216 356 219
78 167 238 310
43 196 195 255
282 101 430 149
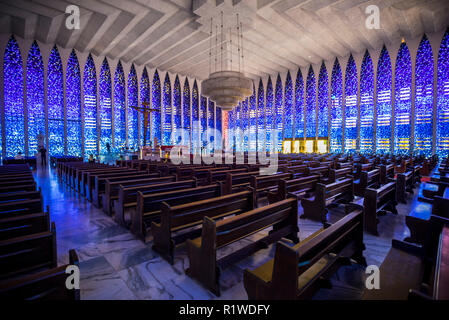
354 163 374 179
250 173 293 198
363 215 449 300
0 222 56 280
396 171 414 204
0 249 80 300
207 168 247 184
283 165 308 179
354 169 380 197
419 181 449 204
243 208 366 300
152 189 256 263
85 169 145 199
0 189 41 204
267 175 320 203
380 164 395 184
328 167 353 183
304 166 329 178
224 171 259 194
405 187 449 244
0 182 37 194
81 167 137 195
0 198 43 220
300 178 354 223
114 179 199 227
186 197 299 296
132 184 223 241
91 172 159 207
101 176 177 215
348 182 397 235
0 209 50 241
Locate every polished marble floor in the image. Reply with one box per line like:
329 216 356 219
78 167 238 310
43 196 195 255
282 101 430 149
33 167 422 300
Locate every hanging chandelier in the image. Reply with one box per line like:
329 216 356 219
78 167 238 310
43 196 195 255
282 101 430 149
201 13 253 111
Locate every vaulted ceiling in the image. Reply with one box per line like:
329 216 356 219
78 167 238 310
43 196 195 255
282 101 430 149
1 0 448 80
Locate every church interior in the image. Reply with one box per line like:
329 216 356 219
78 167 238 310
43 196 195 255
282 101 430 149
0 0 449 302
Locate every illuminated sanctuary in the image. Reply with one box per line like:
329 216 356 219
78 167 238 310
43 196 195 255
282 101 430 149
0 0 449 303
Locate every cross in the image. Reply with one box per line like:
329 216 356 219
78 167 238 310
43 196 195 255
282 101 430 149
130 101 160 147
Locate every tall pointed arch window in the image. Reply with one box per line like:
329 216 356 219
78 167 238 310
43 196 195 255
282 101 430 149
394 42 412 155
330 59 343 152
26 41 44 156
83 54 98 156
318 63 329 138
344 54 358 153
114 62 126 149
360 51 374 153
4 36 25 157
295 69 304 140
414 35 434 157
437 29 449 158
376 46 392 154
47 46 64 156
66 50 82 157
99 58 112 153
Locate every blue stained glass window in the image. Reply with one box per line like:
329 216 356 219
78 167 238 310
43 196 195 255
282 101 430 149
437 29 449 158
317 63 329 138
295 69 304 139
249 83 257 152
192 81 199 153
215 106 222 151
183 78 191 149
394 42 412 155
83 54 98 156
140 68 151 146
359 51 374 154
4 36 24 157
376 46 392 154
200 96 207 148
284 72 294 139
47 46 64 157
152 70 162 146
330 59 343 152
127 65 139 150
26 41 44 156
274 75 283 152
235 103 242 152
228 109 235 150
99 58 112 153
257 80 265 152
173 76 182 145
266 77 274 152
114 62 126 150
306 67 316 139
163 74 172 145
242 98 249 152
208 100 215 152
344 54 358 153
414 35 434 157
66 50 82 157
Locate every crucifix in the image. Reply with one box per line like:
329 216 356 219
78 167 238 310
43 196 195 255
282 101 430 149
130 101 160 147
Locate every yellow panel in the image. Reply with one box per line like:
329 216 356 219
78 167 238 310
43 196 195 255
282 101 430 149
283 141 292 154
305 140 314 153
293 141 300 153
317 140 327 154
